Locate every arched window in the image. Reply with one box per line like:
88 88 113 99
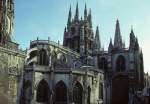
98 57 108 71
39 49 48 65
116 55 126 72
55 81 67 102
87 86 91 104
36 79 49 103
73 82 83 104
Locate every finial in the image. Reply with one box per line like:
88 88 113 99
117 18 119 22
116 19 120 25
96 26 99 32
131 25 134 34
110 37 112 42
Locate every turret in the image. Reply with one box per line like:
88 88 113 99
129 28 136 50
0 0 14 44
108 38 113 52
114 19 123 49
94 26 101 52
84 3 87 20
88 8 92 28
129 28 139 51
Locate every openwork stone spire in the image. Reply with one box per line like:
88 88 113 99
84 3 87 20
114 19 123 49
67 5 72 29
94 26 101 52
74 2 79 21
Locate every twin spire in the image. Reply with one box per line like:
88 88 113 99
67 4 139 52
109 20 139 52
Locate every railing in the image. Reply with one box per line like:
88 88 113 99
49 40 79 56
30 39 80 57
31 40 49 44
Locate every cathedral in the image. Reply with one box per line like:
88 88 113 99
18 3 145 104
0 1 147 104
18 3 104 104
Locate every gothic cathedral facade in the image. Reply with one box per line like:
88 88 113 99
18 3 144 104
0 1 145 104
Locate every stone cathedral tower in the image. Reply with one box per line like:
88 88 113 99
0 0 26 104
0 0 14 44
63 3 100 56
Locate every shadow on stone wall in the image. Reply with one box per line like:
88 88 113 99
0 71 9 104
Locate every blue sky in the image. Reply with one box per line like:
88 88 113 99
14 0 150 73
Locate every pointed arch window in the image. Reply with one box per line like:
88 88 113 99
55 81 67 102
36 79 50 103
116 55 126 72
73 82 83 104
39 49 48 65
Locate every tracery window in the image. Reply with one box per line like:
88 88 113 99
73 82 83 104
55 81 67 102
36 79 49 102
39 49 48 65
